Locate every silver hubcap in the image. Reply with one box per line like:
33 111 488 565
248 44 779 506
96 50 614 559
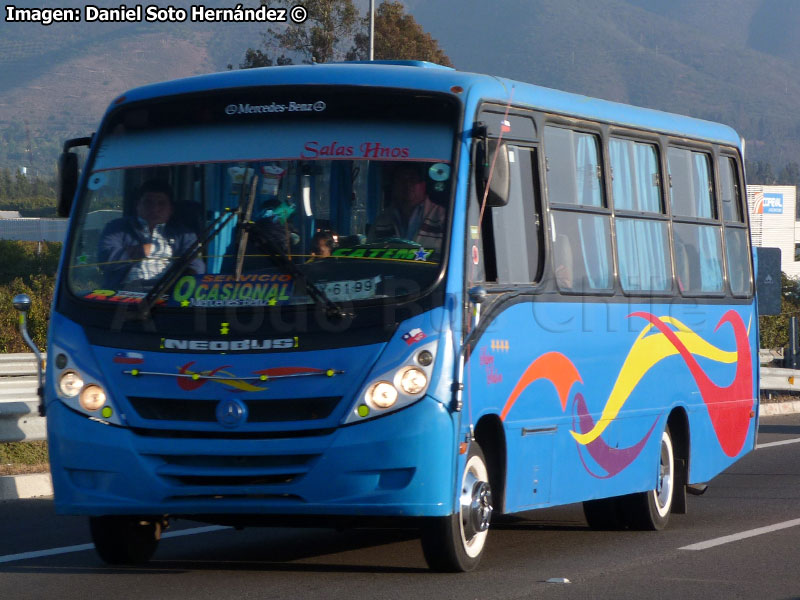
460 469 493 541
654 431 673 516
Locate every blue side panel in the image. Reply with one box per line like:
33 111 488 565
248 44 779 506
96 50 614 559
464 299 758 513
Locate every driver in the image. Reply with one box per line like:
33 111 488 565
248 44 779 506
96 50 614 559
98 180 205 288
371 164 446 252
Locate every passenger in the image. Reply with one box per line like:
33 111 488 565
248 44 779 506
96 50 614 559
98 180 205 288
372 164 446 252
309 231 335 260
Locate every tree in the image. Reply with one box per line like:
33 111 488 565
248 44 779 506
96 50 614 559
0 168 11 200
266 0 360 64
747 160 777 185
236 0 452 68
778 161 800 186
349 1 453 66
231 48 293 70
760 273 800 350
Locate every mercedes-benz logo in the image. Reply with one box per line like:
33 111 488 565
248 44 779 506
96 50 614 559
216 398 248 428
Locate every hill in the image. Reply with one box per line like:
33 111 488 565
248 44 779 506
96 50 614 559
2 0 800 175
0 0 263 175
405 0 800 171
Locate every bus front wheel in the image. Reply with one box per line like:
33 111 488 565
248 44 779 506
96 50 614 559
625 427 675 530
420 442 493 572
89 516 162 565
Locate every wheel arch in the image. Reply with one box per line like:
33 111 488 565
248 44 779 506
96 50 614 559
667 406 690 514
474 413 507 513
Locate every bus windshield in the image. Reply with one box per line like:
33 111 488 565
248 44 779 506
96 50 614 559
66 118 455 310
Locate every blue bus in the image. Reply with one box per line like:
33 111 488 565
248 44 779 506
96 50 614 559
22 61 759 571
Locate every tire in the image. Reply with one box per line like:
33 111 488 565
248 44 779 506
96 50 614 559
420 442 493 572
624 427 675 531
583 496 625 530
89 516 162 565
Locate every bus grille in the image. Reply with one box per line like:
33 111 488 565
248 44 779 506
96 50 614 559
128 396 341 423
147 453 318 488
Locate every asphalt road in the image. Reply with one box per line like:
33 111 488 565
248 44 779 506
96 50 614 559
1 414 800 600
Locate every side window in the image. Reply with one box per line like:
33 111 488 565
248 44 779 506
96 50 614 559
491 146 541 283
551 211 613 292
718 156 743 222
668 147 715 219
611 138 670 293
673 223 724 294
726 228 751 296
546 125 610 293
616 219 671 292
609 138 662 212
545 126 604 207
719 154 751 296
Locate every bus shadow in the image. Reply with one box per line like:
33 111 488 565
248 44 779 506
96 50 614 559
490 514 588 532
0 527 429 575
758 423 800 435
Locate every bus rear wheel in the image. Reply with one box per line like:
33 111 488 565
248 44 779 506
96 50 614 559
89 516 162 565
420 442 493 572
625 427 675 530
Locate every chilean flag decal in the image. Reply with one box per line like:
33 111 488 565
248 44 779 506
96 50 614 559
113 351 144 365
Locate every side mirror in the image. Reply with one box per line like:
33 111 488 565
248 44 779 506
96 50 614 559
12 293 31 313
475 138 510 207
12 294 45 416
57 135 93 218
57 151 78 217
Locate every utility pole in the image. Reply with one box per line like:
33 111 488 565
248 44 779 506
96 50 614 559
369 0 374 60
23 119 33 175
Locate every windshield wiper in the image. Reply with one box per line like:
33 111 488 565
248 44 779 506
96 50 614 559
136 207 239 320
244 220 351 320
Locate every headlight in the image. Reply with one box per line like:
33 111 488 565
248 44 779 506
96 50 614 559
345 339 438 424
79 384 107 411
59 371 84 397
366 381 398 409
399 367 427 395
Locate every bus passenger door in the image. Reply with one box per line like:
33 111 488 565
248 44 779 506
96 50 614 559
467 140 553 512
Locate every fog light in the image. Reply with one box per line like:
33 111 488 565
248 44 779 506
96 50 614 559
79 384 107 411
416 350 434 367
399 367 427 395
367 381 398 409
59 371 84 397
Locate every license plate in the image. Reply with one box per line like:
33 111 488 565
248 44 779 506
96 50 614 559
318 276 380 301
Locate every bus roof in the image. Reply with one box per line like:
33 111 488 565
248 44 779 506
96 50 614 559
111 62 742 148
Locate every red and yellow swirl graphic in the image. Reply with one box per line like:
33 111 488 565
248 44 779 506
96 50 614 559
500 310 754 476
178 362 267 392
177 363 329 393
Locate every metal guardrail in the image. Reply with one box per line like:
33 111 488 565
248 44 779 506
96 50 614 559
0 353 45 442
1 354 799 443
760 367 800 393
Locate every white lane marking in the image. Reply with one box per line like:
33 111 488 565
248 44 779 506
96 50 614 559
0 543 95 564
757 437 800 449
0 524 230 564
679 518 800 551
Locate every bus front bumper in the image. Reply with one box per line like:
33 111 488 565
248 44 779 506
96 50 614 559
46 397 458 518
